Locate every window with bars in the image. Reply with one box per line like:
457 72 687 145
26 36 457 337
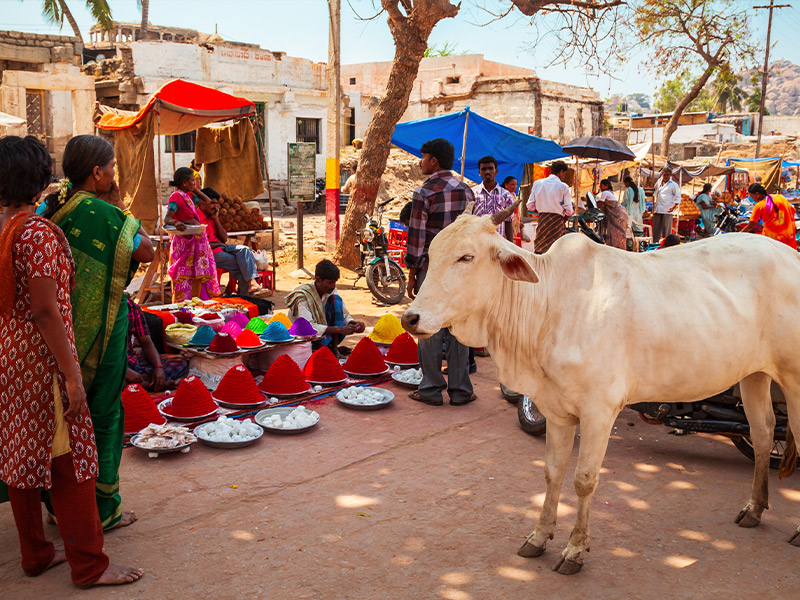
164 131 197 153
296 118 320 153
25 90 46 143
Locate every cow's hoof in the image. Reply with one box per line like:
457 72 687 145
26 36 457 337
789 529 800 546
735 508 761 528
552 556 583 575
518 541 546 558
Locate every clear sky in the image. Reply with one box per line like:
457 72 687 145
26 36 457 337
3 0 799 101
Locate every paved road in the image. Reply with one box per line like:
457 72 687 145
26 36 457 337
1 358 798 599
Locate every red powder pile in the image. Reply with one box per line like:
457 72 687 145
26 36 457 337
167 375 218 417
171 310 194 324
303 346 346 383
343 337 387 375
207 332 239 353
259 355 309 395
214 365 263 405
198 312 221 321
385 333 419 365
122 384 165 433
236 329 263 348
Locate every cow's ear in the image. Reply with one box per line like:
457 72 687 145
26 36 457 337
497 246 539 283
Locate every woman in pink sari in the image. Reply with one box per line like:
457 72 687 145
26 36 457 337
164 167 220 302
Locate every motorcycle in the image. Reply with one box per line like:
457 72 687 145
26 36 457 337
353 197 407 305
714 203 755 234
516 385 789 469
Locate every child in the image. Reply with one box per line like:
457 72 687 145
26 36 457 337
164 167 220 302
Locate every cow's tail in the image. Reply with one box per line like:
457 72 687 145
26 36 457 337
779 425 798 479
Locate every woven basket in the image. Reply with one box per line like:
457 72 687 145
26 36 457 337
165 323 198 346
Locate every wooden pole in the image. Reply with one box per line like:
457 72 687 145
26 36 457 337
264 153 277 293
459 109 470 181
171 135 176 174
754 2 789 157
573 155 579 229
324 0 341 251
156 105 165 305
297 200 304 271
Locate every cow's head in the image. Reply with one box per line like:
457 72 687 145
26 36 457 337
402 198 539 346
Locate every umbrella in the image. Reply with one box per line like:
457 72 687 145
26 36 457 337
562 136 635 161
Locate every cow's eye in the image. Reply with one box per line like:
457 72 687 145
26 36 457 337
458 255 474 263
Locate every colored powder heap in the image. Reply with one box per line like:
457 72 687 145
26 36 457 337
198 312 221 321
260 321 292 343
229 311 250 329
343 337 387 374
122 384 165 433
214 365 263 405
289 317 317 337
168 376 217 417
259 355 309 395
171 310 194 324
188 325 216 346
385 333 419 364
220 321 243 338
207 332 239 353
245 317 268 334
267 312 293 329
303 346 346 382
368 314 405 344
236 329 263 348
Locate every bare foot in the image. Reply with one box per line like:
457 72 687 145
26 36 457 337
107 511 138 531
47 550 67 570
45 513 56 525
88 564 144 587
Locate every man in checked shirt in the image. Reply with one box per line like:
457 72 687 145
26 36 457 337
406 138 476 406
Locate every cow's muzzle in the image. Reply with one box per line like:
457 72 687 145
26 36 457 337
401 310 421 335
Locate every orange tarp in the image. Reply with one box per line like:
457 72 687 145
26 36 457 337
97 79 255 136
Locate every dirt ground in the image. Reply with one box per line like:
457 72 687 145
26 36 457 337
2 245 800 599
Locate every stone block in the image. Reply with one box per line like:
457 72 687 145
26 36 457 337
255 228 280 250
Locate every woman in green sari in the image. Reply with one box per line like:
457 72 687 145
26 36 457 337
42 135 154 530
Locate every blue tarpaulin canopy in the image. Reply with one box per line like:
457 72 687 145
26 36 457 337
390 107 567 184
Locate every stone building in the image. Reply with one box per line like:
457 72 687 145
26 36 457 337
89 25 328 181
342 55 603 144
0 30 95 172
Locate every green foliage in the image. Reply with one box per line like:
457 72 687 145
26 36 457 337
711 67 745 113
654 70 715 113
424 42 468 57
36 0 113 32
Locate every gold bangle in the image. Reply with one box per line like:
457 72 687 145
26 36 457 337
122 209 133 217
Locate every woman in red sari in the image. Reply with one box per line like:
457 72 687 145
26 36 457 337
0 136 142 588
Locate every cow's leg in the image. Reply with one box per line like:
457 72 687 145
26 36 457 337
735 372 775 528
552 411 616 575
518 421 576 558
774 375 800 545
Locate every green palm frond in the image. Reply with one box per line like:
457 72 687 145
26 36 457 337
39 0 64 26
85 0 113 32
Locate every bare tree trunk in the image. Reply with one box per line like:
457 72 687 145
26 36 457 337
660 64 716 157
140 0 150 40
60 0 83 42
332 0 460 268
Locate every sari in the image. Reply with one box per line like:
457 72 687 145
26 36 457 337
167 191 220 302
50 190 139 529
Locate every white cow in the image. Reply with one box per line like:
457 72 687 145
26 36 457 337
401 202 800 575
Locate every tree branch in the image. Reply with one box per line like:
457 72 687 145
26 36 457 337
509 0 624 16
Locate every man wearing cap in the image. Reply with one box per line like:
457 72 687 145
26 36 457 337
286 259 365 355
653 167 681 242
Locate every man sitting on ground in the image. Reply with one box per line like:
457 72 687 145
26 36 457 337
286 259 365 355
126 297 188 391
195 187 270 296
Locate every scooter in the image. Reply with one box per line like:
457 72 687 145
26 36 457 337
353 198 407 305
515 386 790 469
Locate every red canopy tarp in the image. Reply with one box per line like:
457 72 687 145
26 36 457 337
97 79 255 135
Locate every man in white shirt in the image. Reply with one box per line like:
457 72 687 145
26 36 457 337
285 260 365 355
526 160 574 253
652 167 681 242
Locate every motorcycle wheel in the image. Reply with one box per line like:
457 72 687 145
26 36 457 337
366 261 406 305
518 396 547 436
730 434 787 470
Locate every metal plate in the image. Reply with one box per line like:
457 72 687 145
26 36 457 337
213 396 268 410
258 385 312 399
255 407 320 434
343 368 390 379
158 398 219 422
391 371 421 389
130 433 194 454
336 387 394 410
194 422 264 448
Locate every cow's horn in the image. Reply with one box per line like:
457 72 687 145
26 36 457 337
491 197 523 226
463 201 475 215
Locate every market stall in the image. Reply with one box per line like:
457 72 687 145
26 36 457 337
96 79 276 304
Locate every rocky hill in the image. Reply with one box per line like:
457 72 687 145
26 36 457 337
741 60 800 115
